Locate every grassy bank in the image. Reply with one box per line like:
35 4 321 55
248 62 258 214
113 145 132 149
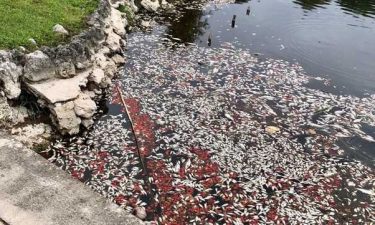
0 0 99 49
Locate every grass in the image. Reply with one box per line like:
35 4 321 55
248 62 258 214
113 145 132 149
0 0 99 50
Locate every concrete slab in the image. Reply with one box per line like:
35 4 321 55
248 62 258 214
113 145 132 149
26 70 91 104
0 134 143 225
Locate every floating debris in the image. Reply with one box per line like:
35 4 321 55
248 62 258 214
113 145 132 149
44 25 375 224
265 126 280 134
358 188 375 196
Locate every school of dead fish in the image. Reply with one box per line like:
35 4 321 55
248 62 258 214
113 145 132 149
43 4 375 224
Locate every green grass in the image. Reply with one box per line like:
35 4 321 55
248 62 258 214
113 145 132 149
0 0 99 49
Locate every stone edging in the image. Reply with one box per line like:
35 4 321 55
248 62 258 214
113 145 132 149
0 0 137 135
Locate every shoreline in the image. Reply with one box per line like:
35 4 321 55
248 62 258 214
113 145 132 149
0 0 135 141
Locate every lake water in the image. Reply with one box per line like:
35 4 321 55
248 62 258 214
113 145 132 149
45 0 375 223
161 0 375 96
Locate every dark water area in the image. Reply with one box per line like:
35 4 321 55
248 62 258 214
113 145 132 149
161 0 375 96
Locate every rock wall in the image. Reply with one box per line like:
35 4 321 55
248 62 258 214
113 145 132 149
0 0 134 135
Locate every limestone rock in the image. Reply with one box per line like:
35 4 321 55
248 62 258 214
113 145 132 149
129 0 139 12
141 0 160 12
82 119 94 128
0 50 11 61
111 54 125 65
89 68 105 85
103 59 117 80
83 90 96 99
24 51 56 82
110 8 127 37
141 20 151 28
0 61 22 99
111 0 124 8
0 98 29 126
56 61 76 78
94 52 108 68
26 70 90 104
11 123 52 147
101 77 113 87
50 101 81 135
54 40 93 71
161 0 174 9
105 31 123 52
10 106 29 124
53 24 69 35
74 93 97 118
28 38 37 46
0 97 12 125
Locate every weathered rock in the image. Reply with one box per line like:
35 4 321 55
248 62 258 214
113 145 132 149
26 70 90 104
28 38 37 46
135 207 147 219
141 20 151 28
0 97 12 125
110 8 127 37
11 123 52 147
0 50 10 61
18 46 27 52
0 98 28 126
74 93 97 118
53 24 69 35
110 0 123 8
129 0 139 12
94 52 108 68
56 61 76 78
105 59 117 78
50 101 81 135
89 68 105 85
141 0 160 12
83 90 96 99
10 106 29 124
0 61 22 99
161 0 174 9
82 119 94 128
24 51 56 82
105 31 123 52
64 40 92 70
111 54 125 65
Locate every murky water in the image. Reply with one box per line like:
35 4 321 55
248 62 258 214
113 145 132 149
161 0 375 96
44 0 375 223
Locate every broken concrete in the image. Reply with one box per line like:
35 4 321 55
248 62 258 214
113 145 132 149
0 135 143 225
26 70 91 104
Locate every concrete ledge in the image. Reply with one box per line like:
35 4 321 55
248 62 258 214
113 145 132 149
0 134 143 225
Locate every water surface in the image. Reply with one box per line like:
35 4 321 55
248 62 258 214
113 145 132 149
162 0 375 96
